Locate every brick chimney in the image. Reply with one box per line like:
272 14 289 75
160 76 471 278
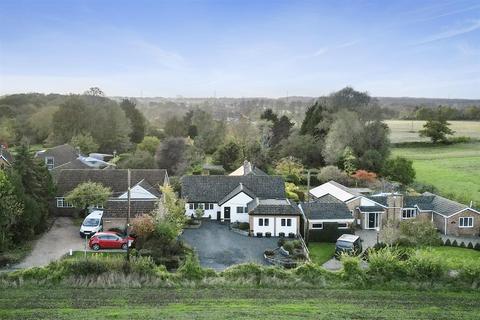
385 193 404 224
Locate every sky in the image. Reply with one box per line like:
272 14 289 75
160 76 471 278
0 0 480 98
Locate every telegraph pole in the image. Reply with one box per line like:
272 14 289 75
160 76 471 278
305 169 311 245
126 169 131 262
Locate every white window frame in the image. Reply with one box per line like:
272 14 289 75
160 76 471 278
311 223 323 229
45 157 54 170
56 198 64 208
338 222 349 229
459 217 474 228
402 208 417 219
189 203 194 210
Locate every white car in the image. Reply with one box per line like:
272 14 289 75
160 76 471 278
79 210 104 238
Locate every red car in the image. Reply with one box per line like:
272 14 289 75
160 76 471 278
88 231 135 251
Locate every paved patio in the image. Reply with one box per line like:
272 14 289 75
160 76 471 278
180 220 278 270
355 229 379 249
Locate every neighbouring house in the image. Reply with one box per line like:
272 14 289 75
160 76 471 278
310 180 480 237
248 198 301 237
35 144 79 170
299 194 355 242
53 169 169 228
229 160 267 176
0 145 13 169
181 174 300 237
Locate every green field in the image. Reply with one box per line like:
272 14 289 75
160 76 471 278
419 247 480 269
386 120 480 143
0 288 479 319
308 243 335 265
392 142 480 205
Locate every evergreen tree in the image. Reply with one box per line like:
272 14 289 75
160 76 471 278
120 99 146 144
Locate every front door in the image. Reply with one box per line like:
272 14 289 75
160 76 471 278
367 212 378 229
224 207 231 220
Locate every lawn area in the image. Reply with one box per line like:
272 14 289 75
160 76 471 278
419 246 480 269
308 242 335 265
392 142 480 205
385 120 480 143
0 287 478 319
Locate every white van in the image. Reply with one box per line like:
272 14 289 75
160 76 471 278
79 210 104 238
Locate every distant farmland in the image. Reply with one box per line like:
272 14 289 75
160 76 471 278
392 142 480 206
385 120 480 143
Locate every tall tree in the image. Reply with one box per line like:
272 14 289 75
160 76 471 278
120 99 146 144
260 108 278 123
70 133 99 155
300 101 328 138
65 182 112 215
419 119 454 143
0 171 23 249
271 115 294 146
213 141 241 172
382 156 416 185
279 131 324 168
156 137 194 175
52 96 90 143
137 136 161 155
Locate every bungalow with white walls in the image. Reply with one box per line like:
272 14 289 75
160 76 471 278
53 169 169 227
248 198 301 237
310 181 480 237
181 174 301 237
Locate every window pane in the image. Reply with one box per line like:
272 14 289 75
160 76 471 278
281 219 285 226
287 219 291 226
265 219 269 226
259 219 263 226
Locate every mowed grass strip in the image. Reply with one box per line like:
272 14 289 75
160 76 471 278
0 288 479 319
386 120 480 143
392 142 480 205
308 243 335 265
419 247 480 269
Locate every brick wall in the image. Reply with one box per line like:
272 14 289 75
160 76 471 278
446 209 480 237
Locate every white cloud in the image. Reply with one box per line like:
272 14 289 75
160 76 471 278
414 19 480 45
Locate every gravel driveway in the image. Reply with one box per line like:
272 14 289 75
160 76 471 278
14 217 84 269
181 220 278 270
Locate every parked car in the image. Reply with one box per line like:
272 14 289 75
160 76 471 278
79 210 104 238
334 234 362 258
88 231 135 251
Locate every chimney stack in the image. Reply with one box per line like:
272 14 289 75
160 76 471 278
243 160 252 175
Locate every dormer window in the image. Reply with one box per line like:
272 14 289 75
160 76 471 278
45 157 54 170
402 208 416 219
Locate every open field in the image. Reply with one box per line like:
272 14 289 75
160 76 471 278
1 287 479 319
392 142 480 206
385 120 480 143
419 247 480 269
308 243 335 265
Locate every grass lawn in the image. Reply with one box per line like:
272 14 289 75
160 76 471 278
63 251 126 260
419 246 480 269
392 142 480 205
385 120 480 143
308 242 335 265
0 287 478 319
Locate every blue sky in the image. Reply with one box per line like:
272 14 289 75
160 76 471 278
1 0 479 98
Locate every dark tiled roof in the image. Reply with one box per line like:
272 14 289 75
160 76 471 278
301 195 353 220
366 196 388 206
0 147 13 164
248 198 301 216
358 206 385 213
218 183 256 205
250 167 268 176
103 200 157 218
136 179 162 198
423 192 469 216
55 169 168 196
181 175 285 203
36 144 79 168
404 195 435 211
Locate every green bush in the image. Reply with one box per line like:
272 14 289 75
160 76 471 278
367 247 405 281
451 240 458 247
406 251 445 281
444 239 451 246
130 256 157 276
282 241 295 254
457 262 480 286
474 243 480 251
467 242 474 249
340 254 364 281
460 242 466 248
293 263 335 283
277 238 286 247
177 254 215 280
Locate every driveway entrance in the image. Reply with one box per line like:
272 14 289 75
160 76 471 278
181 220 277 270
